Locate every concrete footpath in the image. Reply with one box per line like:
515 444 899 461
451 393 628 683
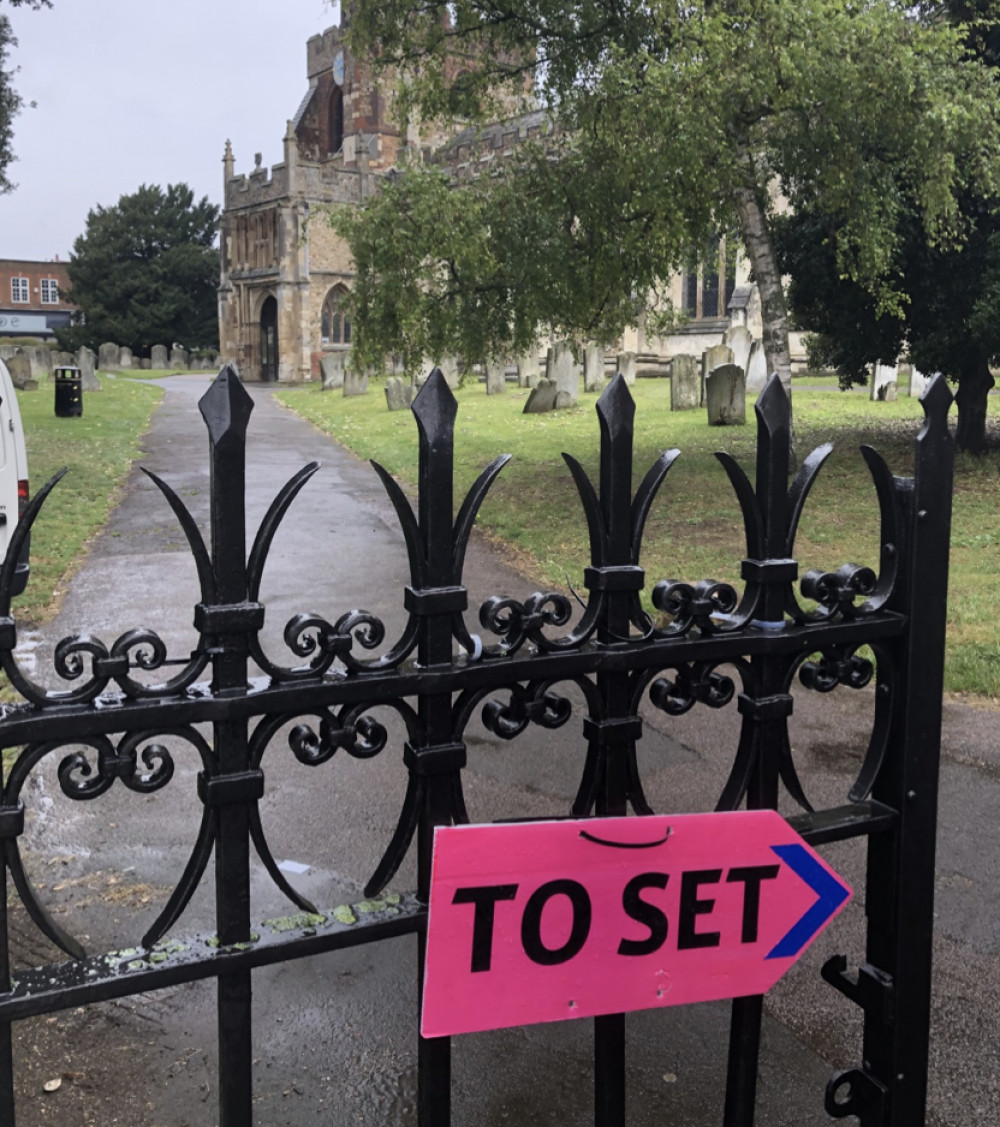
8 373 999 1126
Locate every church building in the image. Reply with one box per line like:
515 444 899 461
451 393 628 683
218 17 764 383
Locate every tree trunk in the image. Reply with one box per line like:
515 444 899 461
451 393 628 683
731 138 793 399
954 356 994 454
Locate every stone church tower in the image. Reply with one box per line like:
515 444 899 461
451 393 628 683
218 19 415 382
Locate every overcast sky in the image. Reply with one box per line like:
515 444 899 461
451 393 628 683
2 0 339 261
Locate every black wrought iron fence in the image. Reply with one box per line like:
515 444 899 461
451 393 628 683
0 366 953 1126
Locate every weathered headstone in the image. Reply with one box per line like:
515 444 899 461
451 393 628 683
170 346 188 370
745 341 768 394
522 378 558 414
871 362 898 402
6 352 36 390
320 352 346 390
701 344 734 388
670 354 699 410
52 351 74 368
384 376 413 411
437 357 461 390
516 350 539 388
485 359 507 395
617 351 637 387
140 358 152 371
76 347 101 391
151 345 169 370
343 368 369 397
909 366 932 398
706 364 746 426
583 343 605 392
723 326 754 374
98 342 121 370
547 340 579 407
119 347 133 370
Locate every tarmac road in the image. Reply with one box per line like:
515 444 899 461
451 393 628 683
8 373 999 1126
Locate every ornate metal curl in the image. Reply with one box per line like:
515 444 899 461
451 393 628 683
481 682 573 740
649 662 736 716
58 733 175 799
651 579 739 636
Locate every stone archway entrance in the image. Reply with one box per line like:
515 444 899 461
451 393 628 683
260 296 278 382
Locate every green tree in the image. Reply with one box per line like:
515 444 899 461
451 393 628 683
336 1 1000 397
775 2 1000 452
59 183 220 356
0 0 51 194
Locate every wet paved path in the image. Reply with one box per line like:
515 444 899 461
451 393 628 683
9 374 999 1126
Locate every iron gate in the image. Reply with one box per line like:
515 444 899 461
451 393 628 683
0 366 953 1125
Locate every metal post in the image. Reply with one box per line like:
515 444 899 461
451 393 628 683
200 368 257 1127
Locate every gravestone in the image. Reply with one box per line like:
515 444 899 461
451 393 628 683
670 354 699 410
701 344 734 406
617 351 637 387
384 376 412 411
119 347 133 370
485 359 507 395
745 341 768 394
343 368 369 397
547 341 579 407
6 352 36 390
140 359 152 371
583 343 605 392
523 378 558 414
170 346 188 370
909 367 932 398
320 353 345 390
516 350 539 388
52 351 74 368
871 362 898 402
706 364 746 426
151 345 168 370
437 357 461 390
98 342 121 370
723 326 754 374
76 347 101 391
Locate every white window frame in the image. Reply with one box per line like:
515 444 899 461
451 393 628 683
10 277 29 303
40 278 59 304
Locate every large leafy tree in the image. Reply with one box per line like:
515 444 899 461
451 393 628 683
336 0 1000 397
0 0 51 194
776 1 1000 452
59 183 220 355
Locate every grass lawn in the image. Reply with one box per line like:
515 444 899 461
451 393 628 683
14 372 164 624
276 377 1000 700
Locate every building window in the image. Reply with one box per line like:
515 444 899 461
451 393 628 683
321 286 351 345
328 85 344 155
680 237 737 320
10 277 29 303
40 278 59 304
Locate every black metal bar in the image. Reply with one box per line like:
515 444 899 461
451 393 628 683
0 834 13 1126
0 897 423 1023
200 368 256 1127
592 378 636 1127
723 379 795 1127
413 373 459 1127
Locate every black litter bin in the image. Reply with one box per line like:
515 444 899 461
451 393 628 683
54 366 83 418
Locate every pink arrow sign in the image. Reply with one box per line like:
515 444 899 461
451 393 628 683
421 811 850 1038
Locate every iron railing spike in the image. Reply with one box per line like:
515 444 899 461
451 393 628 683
198 363 254 446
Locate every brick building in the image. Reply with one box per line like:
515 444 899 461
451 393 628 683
0 259 76 340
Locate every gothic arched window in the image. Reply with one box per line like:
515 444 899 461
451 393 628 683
321 286 351 345
328 85 344 154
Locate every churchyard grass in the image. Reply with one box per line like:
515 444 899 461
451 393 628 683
275 379 1000 699
14 373 164 624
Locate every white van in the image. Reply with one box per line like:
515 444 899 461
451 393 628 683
0 359 30 596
